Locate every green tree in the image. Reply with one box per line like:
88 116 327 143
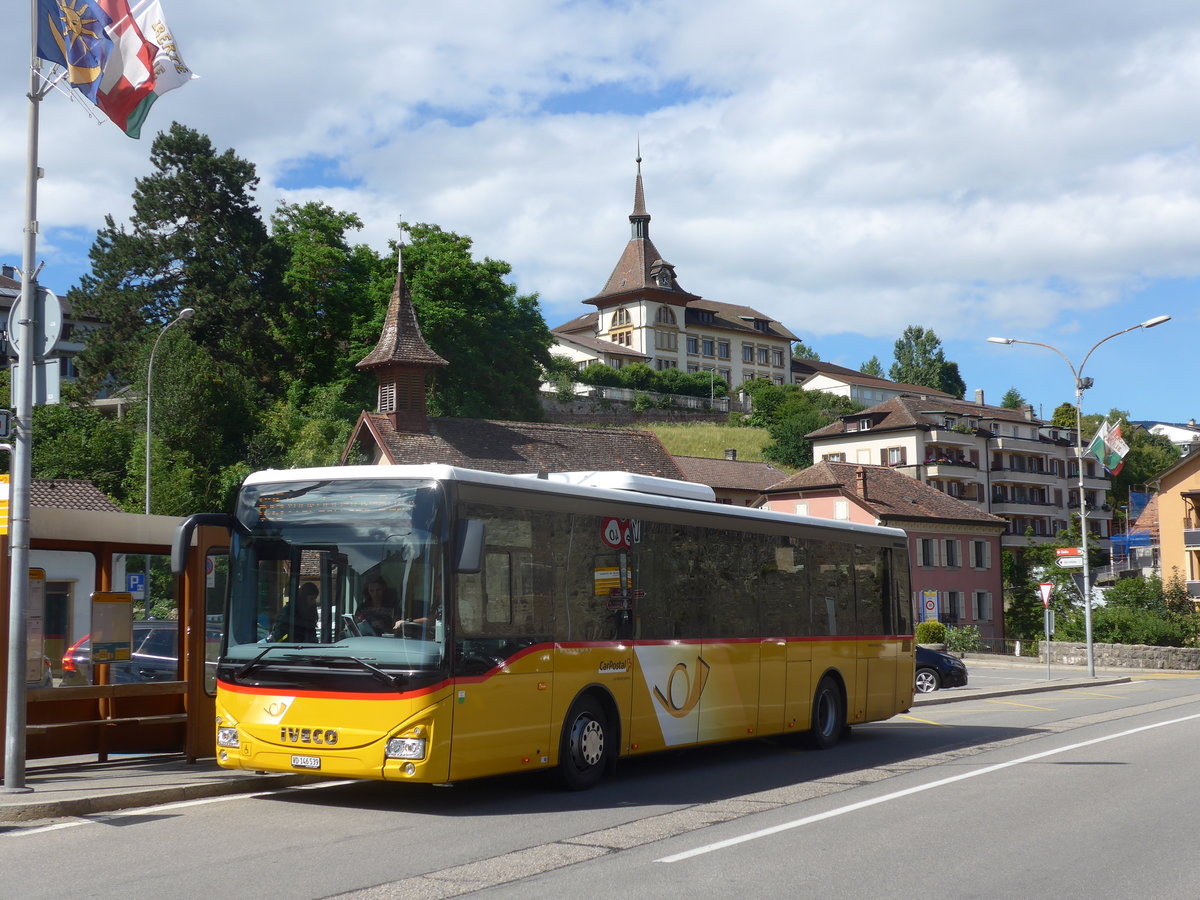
31 404 136 502
71 123 286 395
888 325 965 398
1000 387 1026 409
860 356 884 378
792 340 821 361
1051 403 1077 428
740 382 862 468
400 223 553 420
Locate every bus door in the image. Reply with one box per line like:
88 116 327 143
856 545 897 722
449 547 554 781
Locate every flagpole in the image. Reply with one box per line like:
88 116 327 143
3 0 44 794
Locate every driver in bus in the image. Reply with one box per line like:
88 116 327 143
356 575 398 634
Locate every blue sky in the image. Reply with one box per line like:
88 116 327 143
3 1 1197 424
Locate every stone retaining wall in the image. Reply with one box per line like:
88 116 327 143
1044 641 1200 670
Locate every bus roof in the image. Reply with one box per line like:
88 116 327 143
243 464 907 542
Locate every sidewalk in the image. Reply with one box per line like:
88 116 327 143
1 657 1194 825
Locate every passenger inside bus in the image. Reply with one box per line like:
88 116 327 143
270 582 320 643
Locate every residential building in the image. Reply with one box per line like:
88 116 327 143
1154 451 1200 602
674 451 785 506
551 159 796 388
791 358 955 407
806 391 1113 552
759 461 1006 639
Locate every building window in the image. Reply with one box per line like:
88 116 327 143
654 359 678 370
655 330 677 351
655 306 676 325
886 446 906 466
823 452 846 462
972 540 990 569
702 338 715 356
611 330 632 346
754 320 769 332
945 591 963 623
757 347 770 365
859 418 872 432
834 499 849 520
717 340 730 359
718 367 731 383
771 349 784 367
686 336 698 355
687 364 699 373
919 538 937 567
794 502 809 516
611 308 631 328
696 310 714 325
944 539 961 568
974 591 992 621
742 344 754 363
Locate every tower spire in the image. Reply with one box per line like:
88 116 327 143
631 141 649 237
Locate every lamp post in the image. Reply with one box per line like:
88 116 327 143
145 308 195 515
987 315 1170 677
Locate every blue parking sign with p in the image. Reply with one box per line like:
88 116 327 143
127 573 146 598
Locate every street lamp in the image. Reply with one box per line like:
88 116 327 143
145 308 195 515
987 315 1171 677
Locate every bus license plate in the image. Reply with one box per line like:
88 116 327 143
291 755 321 770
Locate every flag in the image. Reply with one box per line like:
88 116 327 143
34 0 195 138
1087 419 1128 476
35 0 114 104
120 0 198 138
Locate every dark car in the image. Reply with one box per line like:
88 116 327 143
61 620 184 685
915 646 968 693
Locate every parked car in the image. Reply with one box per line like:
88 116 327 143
915 646 968 693
27 656 53 688
61 620 185 685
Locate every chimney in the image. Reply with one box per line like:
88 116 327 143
855 465 867 500
1022 404 1034 421
975 389 984 406
725 448 737 461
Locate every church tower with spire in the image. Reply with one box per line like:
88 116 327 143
355 247 447 433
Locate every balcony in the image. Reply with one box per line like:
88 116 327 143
923 460 981 480
990 466 1058 486
925 429 979 446
1185 529 1200 549
1189 581 1200 600
991 499 1058 516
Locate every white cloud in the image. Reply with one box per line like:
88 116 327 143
3 1 1198 419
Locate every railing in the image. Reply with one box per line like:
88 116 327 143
1184 529 1200 549
542 382 750 413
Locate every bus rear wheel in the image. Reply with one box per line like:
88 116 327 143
558 695 610 790
805 676 845 750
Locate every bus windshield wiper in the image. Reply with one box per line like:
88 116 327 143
235 646 278 680
328 655 408 689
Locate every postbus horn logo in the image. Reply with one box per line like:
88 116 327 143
652 657 711 718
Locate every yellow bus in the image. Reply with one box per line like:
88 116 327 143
175 464 914 789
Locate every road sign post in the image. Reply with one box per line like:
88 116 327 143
1039 583 1054 680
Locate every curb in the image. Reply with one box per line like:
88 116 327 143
0 772 322 824
913 675 1132 706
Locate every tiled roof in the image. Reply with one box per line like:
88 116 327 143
31 480 122 512
792 358 954 398
807 394 1049 440
674 456 785 492
764 461 1005 527
356 414 685 479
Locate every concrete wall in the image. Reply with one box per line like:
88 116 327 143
1044 640 1200 670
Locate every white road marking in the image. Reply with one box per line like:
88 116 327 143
657 710 1200 863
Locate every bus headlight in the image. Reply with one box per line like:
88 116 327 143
385 737 426 760
217 726 240 748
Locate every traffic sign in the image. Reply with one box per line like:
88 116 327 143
1054 555 1084 569
1038 582 1054 607
7 287 63 360
1055 547 1081 558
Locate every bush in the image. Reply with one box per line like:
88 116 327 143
945 625 984 653
915 620 946 645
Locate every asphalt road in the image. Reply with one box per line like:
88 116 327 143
5 672 1200 899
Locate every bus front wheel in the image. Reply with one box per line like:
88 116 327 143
558 695 610 790
805 676 845 750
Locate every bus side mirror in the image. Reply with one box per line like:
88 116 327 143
172 513 237 575
453 520 485 574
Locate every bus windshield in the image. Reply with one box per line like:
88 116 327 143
224 478 446 687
